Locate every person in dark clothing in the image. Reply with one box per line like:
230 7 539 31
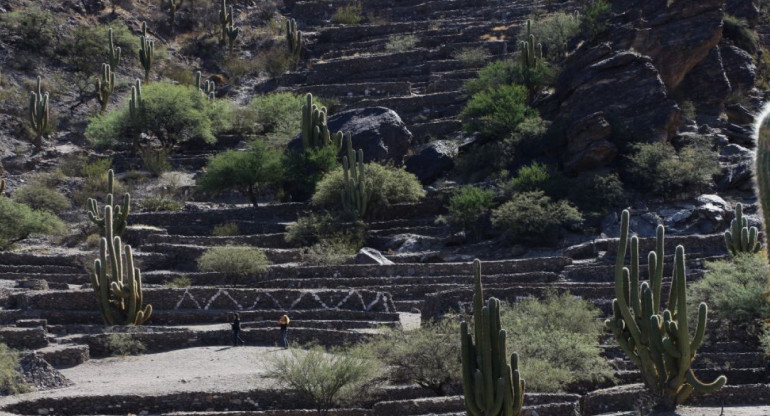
278 315 290 349
228 312 245 346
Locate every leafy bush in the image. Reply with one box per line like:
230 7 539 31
579 0 611 41
312 163 425 217
566 173 626 216
285 212 366 248
0 344 28 395
164 275 192 288
0 7 61 64
626 138 719 197
723 15 758 55
501 292 613 392
353 319 461 395
0 197 66 250
267 345 381 416
139 148 171 177
689 254 770 331
331 3 363 24
453 142 509 183
212 223 240 236
463 59 556 96
103 333 146 356
197 140 284 206
505 162 566 197
520 12 580 63
385 34 418 52
283 147 339 201
461 84 538 139
140 196 182 212
303 233 361 266
197 245 270 277
445 186 495 232
491 191 582 245
453 47 489 67
12 184 70 214
62 24 136 75
248 93 323 145
85 82 234 150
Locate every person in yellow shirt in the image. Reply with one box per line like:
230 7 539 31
278 315 290 349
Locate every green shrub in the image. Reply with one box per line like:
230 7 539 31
0 197 66 250
0 344 28 395
461 84 538 139
285 212 366 248
520 12 580 63
724 15 758 55
140 196 182 212
331 3 363 24
0 7 61 63
385 34 418 52
453 142 509 183
303 233 361 265
62 24 136 75
689 254 770 331
312 163 425 216
500 291 613 392
626 138 719 197
267 345 381 416
353 319 461 396
197 245 270 277
139 147 171 177
248 93 324 145
212 223 240 237
504 162 566 197
453 47 489 67
491 191 582 245
445 186 495 232
566 173 626 216
12 184 70 214
103 333 146 356
283 147 339 201
197 140 284 206
85 82 234 150
463 59 555 96
579 0 611 41
164 275 192 288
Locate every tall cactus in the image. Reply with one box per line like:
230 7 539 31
724 203 761 256
161 0 184 34
0 175 5 196
520 19 542 69
301 93 343 150
87 169 130 237
129 79 145 125
225 18 239 55
340 134 370 218
90 205 152 326
138 22 155 82
108 28 122 70
96 63 115 115
286 18 302 62
605 210 726 411
755 114 770 264
460 259 524 416
195 71 216 100
219 0 232 45
29 76 50 151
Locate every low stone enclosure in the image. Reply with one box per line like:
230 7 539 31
0 197 768 415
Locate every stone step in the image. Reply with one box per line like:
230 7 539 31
408 119 463 141
0 264 83 274
159 221 288 237
353 91 466 122
371 392 579 416
131 203 307 227
141 244 302 270
615 366 767 385
147 233 292 249
36 343 89 368
277 81 412 99
609 352 767 371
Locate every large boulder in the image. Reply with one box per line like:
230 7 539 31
564 112 617 173
546 45 679 160
721 44 757 94
405 140 458 184
288 107 413 166
676 47 732 116
354 247 394 265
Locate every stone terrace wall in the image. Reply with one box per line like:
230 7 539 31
9 288 396 313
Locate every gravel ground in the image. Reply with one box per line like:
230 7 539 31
597 406 770 416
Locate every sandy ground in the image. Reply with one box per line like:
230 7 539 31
597 407 770 416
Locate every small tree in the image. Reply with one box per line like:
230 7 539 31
197 140 283 206
0 197 65 250
461 84 538 139
445 185 495 236
267 346 381 416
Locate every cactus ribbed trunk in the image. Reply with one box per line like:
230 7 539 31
756 115 770 264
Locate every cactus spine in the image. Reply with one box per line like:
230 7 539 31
138 22 155 82
605 210 726 411
286 18 302 62
29 76 49 151
756 114 770 264
219 0 232 45
108 28 122 70
340 134 370 218
96 63 115 115
301 93 343 150
195 71 216 100
460 259 524 416
724 203 761 256
90 205 152 326
87 169 130 237
520 20 542 69
161 0 184 34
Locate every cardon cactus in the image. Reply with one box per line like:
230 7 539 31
87 169 130 237
138 22 155 82
29 76 50 151
724 203 761 256
225 17 239 55
195 71 216 100
605 210 726 411
96 63 115 115
460 259 524 416
90 205 152 326
520 19 542 69
129 79 145 125
161 0 184 34
340 134 370 218
0 176 5 195
219 0 232 44
301 93 343 150
108 28 121 70
286 18 302 61
755 113 770 264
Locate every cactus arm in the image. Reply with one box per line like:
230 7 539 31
685 370 727 393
